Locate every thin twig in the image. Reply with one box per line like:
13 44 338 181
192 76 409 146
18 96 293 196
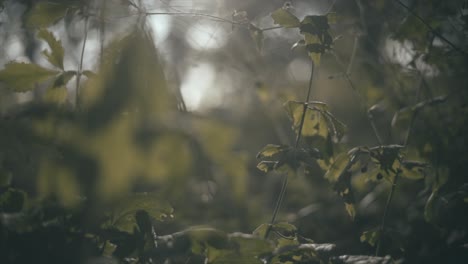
262 26 282 31
264 61 315 239
75 15 89 108
144 11 241 25
394 0 468 57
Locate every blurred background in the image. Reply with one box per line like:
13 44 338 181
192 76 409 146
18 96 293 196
1 0 468 263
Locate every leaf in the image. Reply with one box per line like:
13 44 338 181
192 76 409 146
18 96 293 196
256 144 291 160
44 86 68 104
135 210 153 234
399 160 428 180
360 230 380 247
0 188 27 213
249 24 264 53
0 171 12 188
257 161 278 173
0 62 58 92
300 15 330 35
331 255 392 264
273 222 298 236
252 223 270 238
284 101 327 138
53 71 76 87
308 104 346 140
38 29 65 69
324 153 350 182
82 70 97 79
27 1 71 28
111 193 173 233
345 202 356 220
271 8 300 28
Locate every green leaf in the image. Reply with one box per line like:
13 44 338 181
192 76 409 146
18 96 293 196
44 86 68 104
82 70 97 79
111 193 173 233
0 171 12 188
360 230 380 247
331 255 392 264
271 8 300 28
38 29 65 69
52 71 76 87
308 103 346 140
345 202 356 220
135 210 153 234
257 161 277 173
27 2 71 28
0 188 27 213
229 233 273 258
324 153 350 182
399 160 428 180
300 15 330 35
284 101 327 138
256 144 291 160
0 62 58 92
249 24 264 53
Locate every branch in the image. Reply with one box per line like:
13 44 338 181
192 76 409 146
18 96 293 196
264 61 315 239
394 0 468 57
75 16 89 108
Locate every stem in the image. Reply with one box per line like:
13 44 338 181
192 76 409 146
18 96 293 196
75 15 89 108
394 0 468 57
264 61 315 239
375 69 424 257
375 170 400 256
261 26 282 31
144 11 241 25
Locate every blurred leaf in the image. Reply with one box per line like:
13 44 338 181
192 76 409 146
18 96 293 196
0 62 58 92
38 29 65 69
44 86 68 104
187 227 230 251
360 230 380 247
135 210 152 234
300 15 330 35
82 70 97 79
229 233 273 258
249 24 264 53
331 255 393 264
52 71 76 87
0 188 27 213
309 51 322 66
252 223 270 238
399 160 428 180
345 202 356 220
257 161 277 173
273 222 298 236
27 1 72 28
0 171 12 188
111 193 173 233
256 144 290 160
271 8 300 28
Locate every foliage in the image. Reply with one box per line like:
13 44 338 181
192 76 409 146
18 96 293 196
0 0 467 263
